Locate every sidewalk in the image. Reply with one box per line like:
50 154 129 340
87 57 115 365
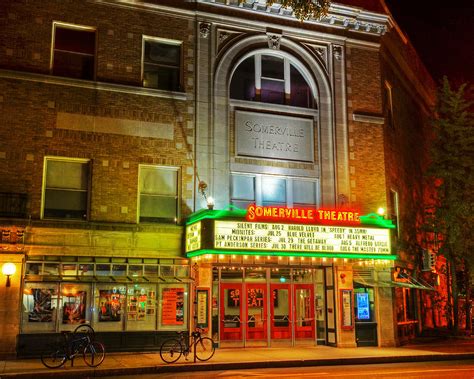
1 338 474 379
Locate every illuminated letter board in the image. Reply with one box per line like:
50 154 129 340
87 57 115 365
186 222 201 252
214 221 391 255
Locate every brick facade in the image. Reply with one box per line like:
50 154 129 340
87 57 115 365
0 0 435 356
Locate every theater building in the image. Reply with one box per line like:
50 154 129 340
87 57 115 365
0 0 435 357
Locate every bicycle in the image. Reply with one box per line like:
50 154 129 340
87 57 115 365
41 324 106 369
160 327 215 363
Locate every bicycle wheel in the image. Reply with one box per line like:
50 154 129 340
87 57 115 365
73 324 95 340
83 341 106 367
41 346 67 368
160 338 182 364
195 337 215 361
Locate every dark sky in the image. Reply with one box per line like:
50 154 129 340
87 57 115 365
384 0 474 85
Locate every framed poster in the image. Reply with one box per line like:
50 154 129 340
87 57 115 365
162 287 185 325
28 288 55 322
196 289 209 329
356 292 370 320
62 291 87 324
340 289 353 330
98 290 122 322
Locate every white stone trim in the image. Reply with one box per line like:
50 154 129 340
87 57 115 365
352 113 385 124
0 69 188 100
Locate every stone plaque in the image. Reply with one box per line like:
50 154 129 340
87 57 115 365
235 111 314 162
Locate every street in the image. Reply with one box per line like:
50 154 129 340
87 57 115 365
103 360 474 379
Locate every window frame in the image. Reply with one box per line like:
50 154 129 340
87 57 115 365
50 21 97 80
230 172 320 209
137 164 180 224
141 35 183 92
230 51 317 109
41 156 91 221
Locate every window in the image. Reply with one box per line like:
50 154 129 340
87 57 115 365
139 166 179 223
52 22 96 80
230 173 319 208
384 81 394 128
230 53 315 108
42 158 90 220
395 287 417 322
389 189 399 238
142 37 182 91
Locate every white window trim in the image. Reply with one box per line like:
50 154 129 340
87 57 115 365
231 172 320 208
141 35 183 90
230 49 319 103
50 21 97 77
137 164 180 224
41 156 90 220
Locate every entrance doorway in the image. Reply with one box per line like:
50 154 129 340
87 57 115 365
219 268 323 347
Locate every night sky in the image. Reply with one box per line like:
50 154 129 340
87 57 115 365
384 0 474 85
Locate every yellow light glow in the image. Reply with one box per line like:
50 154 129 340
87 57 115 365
377 207 385 216
2 263 16 276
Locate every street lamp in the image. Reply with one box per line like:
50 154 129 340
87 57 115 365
2 262 16 287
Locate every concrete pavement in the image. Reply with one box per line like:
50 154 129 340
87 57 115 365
1 338 474 378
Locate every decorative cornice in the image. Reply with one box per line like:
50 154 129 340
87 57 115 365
197 0 390 36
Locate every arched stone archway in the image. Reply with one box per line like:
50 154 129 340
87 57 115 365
195 30 345 210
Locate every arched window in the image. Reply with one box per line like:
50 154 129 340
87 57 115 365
230 53 316 109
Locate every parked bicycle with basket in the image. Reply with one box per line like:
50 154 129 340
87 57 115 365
160 327 215 363
41 324 106 369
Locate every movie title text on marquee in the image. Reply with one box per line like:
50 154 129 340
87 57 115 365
186 222 201 252
214 221 391 255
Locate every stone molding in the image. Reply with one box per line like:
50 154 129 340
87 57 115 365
352 113 385 125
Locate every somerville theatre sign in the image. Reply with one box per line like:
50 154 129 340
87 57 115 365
185 205 396 261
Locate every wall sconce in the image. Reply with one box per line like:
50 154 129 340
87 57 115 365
2 262 16 287
377 207 385 216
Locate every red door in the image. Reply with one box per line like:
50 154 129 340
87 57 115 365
294 284 315 340
245 284 267 341
220 283 243 341
270 284 291 340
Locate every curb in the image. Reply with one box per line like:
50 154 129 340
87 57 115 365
2 353 474 378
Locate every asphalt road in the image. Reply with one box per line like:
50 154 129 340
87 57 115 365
102 360 474 379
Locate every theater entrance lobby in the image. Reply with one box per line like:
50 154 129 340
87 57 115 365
215 266 328 348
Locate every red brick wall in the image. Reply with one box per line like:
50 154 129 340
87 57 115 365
0 0 196 223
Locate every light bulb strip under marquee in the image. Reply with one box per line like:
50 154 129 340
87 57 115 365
187 249 397 261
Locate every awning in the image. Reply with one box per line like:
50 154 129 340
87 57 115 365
354 275 435 291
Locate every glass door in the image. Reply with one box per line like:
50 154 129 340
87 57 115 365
245 284 267 346
220 283 243 346
270 284 291 346
294 284 315 344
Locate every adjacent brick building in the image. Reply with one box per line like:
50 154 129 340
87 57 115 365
0 0 436 357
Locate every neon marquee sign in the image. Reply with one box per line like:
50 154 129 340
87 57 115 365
246 205 360 225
